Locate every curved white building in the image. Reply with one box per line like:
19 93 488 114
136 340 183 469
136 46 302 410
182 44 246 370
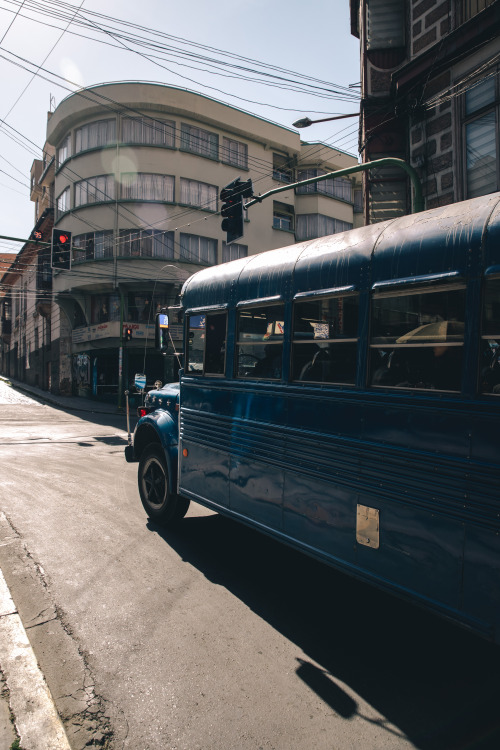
28 82 361 398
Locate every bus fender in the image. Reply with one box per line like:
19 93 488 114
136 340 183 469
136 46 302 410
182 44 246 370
132 412 179 492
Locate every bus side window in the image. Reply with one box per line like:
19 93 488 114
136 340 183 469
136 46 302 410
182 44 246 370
480 277 500 395
291 295 358 384
187 312 227 376
235 304 284 379
205 313 227 375
369 286 466 392
187 314 205 374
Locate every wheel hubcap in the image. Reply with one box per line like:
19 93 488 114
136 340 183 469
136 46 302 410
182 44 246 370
142 458 167 509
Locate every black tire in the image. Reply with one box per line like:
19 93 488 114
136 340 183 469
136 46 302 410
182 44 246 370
138 444 190 524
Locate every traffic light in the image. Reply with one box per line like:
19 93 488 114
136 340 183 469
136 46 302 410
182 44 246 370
124 326 133 342
51 229 72 270
220 178 253 244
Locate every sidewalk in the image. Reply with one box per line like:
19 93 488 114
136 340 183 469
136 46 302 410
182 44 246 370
0 375 122 415
0 568 71 750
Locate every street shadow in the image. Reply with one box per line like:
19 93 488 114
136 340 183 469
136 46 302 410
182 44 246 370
44 404 137 433
148 513 500 750
92 435 129 445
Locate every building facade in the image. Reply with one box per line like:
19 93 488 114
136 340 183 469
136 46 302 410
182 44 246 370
1 82 362 400
350 0 500 222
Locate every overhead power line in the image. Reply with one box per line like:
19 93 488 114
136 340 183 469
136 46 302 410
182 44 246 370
0 0 359 112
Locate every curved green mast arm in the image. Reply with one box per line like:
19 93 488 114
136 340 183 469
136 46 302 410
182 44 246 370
246 157 424 214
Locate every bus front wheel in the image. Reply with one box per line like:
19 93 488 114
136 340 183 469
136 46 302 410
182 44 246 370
138 444 190 524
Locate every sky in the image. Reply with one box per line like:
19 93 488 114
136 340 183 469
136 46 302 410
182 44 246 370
0 0 361 253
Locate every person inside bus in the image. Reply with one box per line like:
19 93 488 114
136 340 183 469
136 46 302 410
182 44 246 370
392 345 462 390
373 344 462 391
480 343 500 394
253 345 282 379
429 344 462 390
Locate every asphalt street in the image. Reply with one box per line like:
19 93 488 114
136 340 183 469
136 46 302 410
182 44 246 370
1 380 500 749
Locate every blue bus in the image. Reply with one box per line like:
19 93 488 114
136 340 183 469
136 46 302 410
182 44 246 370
127 193 500 643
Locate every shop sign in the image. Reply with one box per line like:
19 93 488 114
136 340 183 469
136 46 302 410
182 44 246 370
72 321 119 344
72 321 155 344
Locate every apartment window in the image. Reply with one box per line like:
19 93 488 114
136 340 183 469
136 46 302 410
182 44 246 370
273 201 294 231
273 153 293 183
56 187 70 218
366 0 405 49
180 178 217 211
460 0 495 22
75 119 116 153
222 241 248 263
180 123 218 159
73 231 113 262
222 137 248 168
57 134 71 168
296 214 353 241
91 293 121 324
118 229 174 259
122 117 175 147
464 72 499 198
74 175 115 207
121 173 174 202
179 233 217 265
118 229 174 260
297 169 352 201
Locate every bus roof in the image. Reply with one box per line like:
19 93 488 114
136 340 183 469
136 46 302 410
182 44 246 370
180 192 500 310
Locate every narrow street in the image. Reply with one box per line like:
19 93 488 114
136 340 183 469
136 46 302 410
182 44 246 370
0 383 500 749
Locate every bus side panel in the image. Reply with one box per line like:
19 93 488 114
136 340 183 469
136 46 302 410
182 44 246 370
469 410 500 464
179 382 232 507
229 456 283 527
462 526 500 640
287 390 364 442
179 440 230 508
282 472 464 611
355 499 464 609
231 386 288 427
227 388 287 526
282 473 356 563
361 398 469 457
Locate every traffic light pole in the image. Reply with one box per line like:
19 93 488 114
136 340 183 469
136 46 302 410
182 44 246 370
0 235 51 245
118 287 125 411
245 157 424 214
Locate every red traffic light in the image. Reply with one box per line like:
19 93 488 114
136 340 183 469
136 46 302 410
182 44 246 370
51 229 72 270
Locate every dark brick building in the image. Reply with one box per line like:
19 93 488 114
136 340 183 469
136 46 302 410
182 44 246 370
350 0 500 222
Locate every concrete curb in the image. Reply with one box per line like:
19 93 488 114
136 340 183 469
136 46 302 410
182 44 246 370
0 569 72 750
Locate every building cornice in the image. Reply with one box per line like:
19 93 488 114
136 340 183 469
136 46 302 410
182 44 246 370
46 82 300 153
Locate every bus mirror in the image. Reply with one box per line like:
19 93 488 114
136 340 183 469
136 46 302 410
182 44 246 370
155 312 170 353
